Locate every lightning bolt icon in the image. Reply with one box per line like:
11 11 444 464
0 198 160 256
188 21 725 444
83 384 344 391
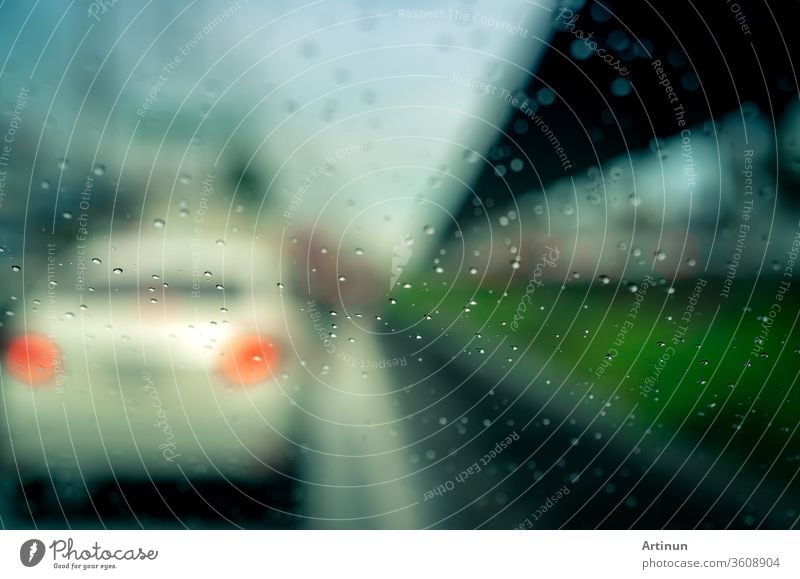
28 542 38 563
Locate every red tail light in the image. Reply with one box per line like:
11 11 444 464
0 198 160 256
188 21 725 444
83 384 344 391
219 335 281 387
6 333 61 387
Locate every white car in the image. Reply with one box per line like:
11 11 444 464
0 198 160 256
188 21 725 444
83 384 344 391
1 217 304 489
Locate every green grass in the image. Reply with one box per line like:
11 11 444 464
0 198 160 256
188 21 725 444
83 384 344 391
386 274 800 452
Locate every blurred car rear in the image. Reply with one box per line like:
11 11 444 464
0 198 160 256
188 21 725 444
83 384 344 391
1 218 302 489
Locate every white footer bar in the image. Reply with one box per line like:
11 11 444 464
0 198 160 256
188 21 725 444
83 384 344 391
1 530 797 578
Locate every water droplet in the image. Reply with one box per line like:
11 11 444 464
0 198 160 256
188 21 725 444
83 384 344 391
462 149 480 164
299 41 317 58
92 257 102 264
112 267 123 274
424 225 436 235
92 164 106 176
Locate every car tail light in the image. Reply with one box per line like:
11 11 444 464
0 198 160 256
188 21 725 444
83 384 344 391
219 334 281 387
6 333 61 387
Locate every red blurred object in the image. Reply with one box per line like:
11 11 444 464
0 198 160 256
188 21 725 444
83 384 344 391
287 228 385 310
6 333 61 387
219 334 281 387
